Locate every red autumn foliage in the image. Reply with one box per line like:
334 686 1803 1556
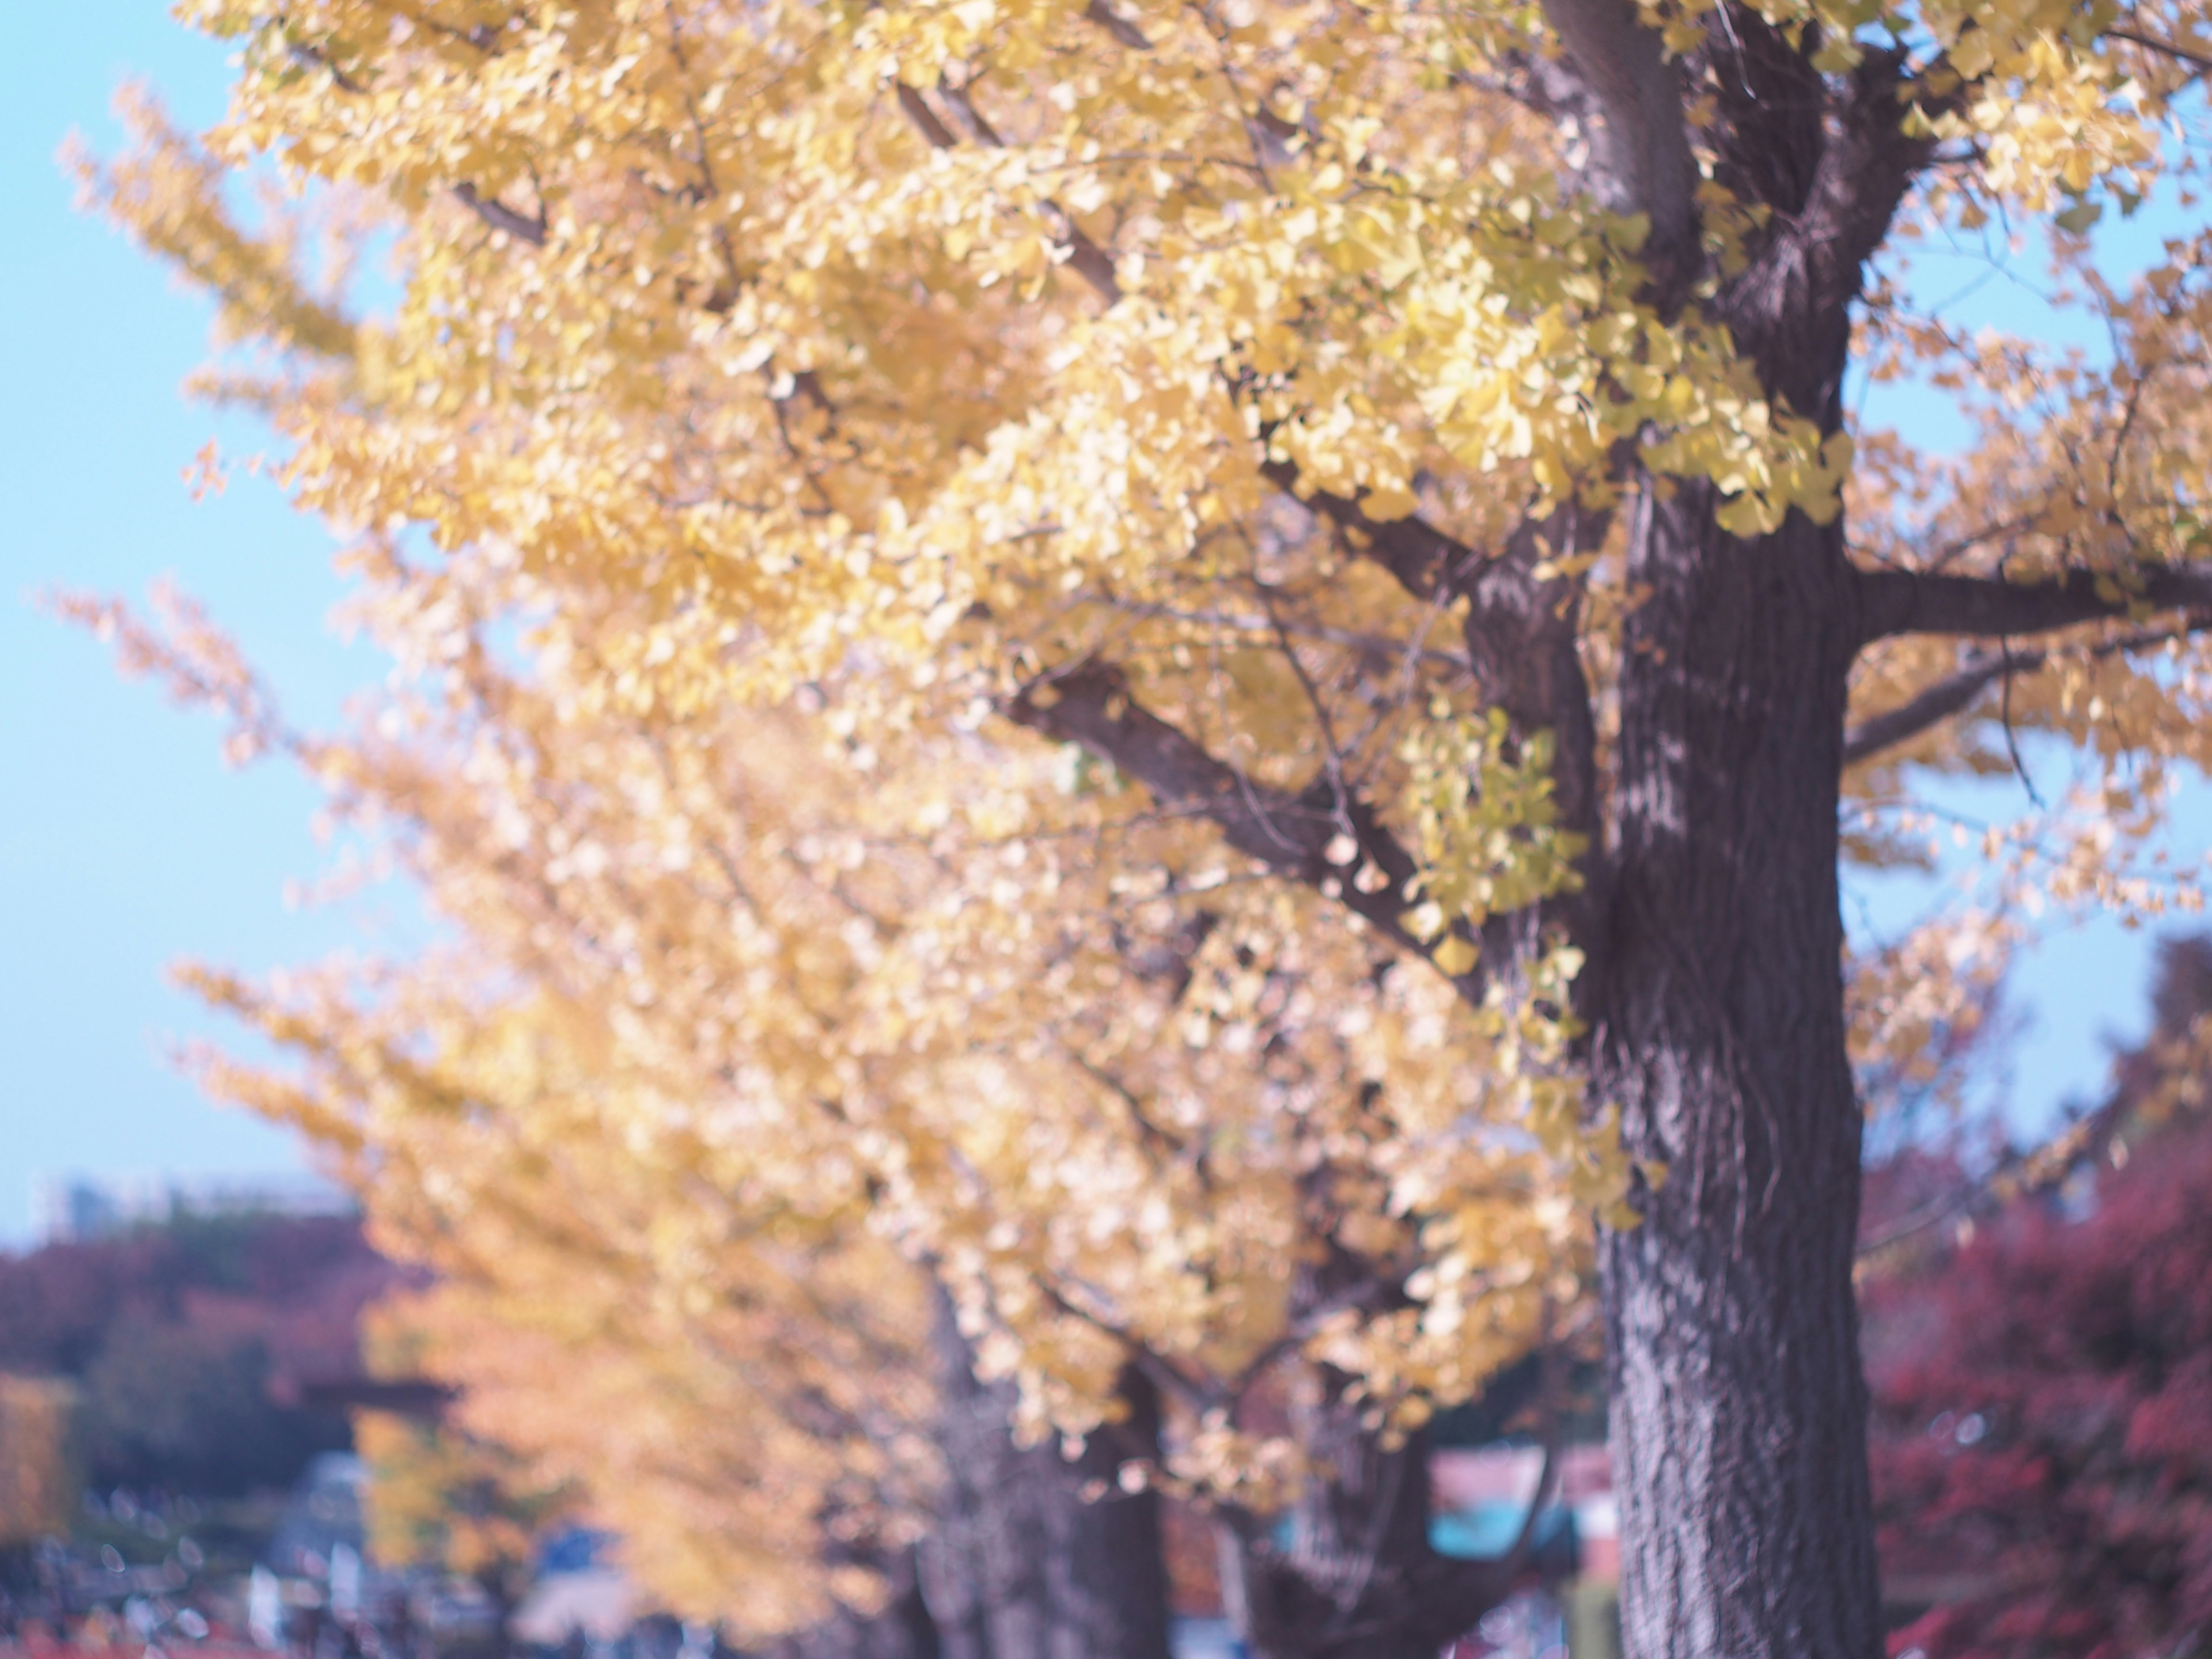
1866 938 2212 1659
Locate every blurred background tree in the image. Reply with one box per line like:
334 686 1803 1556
0 1212 392 1499
354 1294 575 1647
1868 935 2212 1658
78 1319 334 1497
0 1374 78 1548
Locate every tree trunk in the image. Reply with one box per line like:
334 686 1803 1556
917 1301 1173 1659
1596 477 1880 1659
1215 1389 1515 1659
763 1553 942 1659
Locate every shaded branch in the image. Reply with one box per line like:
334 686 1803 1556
1717 46 1940 416
1844 652 2021 766
287 42 366 95
1005 661 1450 969
1240 469 1608 986
1083 0 1153 50
452 183 547 246
1800 47 1942 294
1490 1306 1565 1578
893 82 1122 305
1843 618 2212 766
1082 594 1472 672
1040 204 1124 305
1256 460 1486 602
895 81 961 150
1857 563 2212 643
1063 1046 1193 1169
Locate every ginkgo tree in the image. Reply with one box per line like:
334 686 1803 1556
73 0 2212 1651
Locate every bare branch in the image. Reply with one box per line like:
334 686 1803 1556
1256 460 1486 601
1243 467 1608 981
1062 1044 1194 1173
895 82 961 150
1494 1304 1565 1576
1843 652 2016 766
288 42 366 95
1858 1081 2139 1265
1081 594 1472 672
1040 203 1124 304
893 82 1121 304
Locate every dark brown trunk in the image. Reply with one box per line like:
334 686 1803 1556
1216 1392 1513 1659
1596 477 1879 1659
918 1301 1173 1659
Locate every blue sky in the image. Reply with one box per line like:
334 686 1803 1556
0 7 395 1244
0 10 2202 1245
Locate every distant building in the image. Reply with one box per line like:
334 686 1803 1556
29 1171 354 1244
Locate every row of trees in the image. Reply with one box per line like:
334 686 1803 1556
63 0 2212 1653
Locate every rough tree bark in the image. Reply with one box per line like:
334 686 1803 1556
1569 24 1922 1656
1597 483 1878 1659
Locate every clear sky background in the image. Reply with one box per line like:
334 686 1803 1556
0 8 2205 1245
0 7 399 1244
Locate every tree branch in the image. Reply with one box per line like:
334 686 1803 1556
1858 1085 2134 1265
893 82 1122 304
1843 619 2212 766
1801 47 1942 293
1241 468 1608 987
2105 24 2212 71
1537 0 1696 272
1256 461 1485 601
1083 0 1153 50
1843 651 2017 766
1713 46 1941 419
1857 563 2212 643
1040 204 1124 304
895 81 962 150
452 183 547 246
1005 661 1455 969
